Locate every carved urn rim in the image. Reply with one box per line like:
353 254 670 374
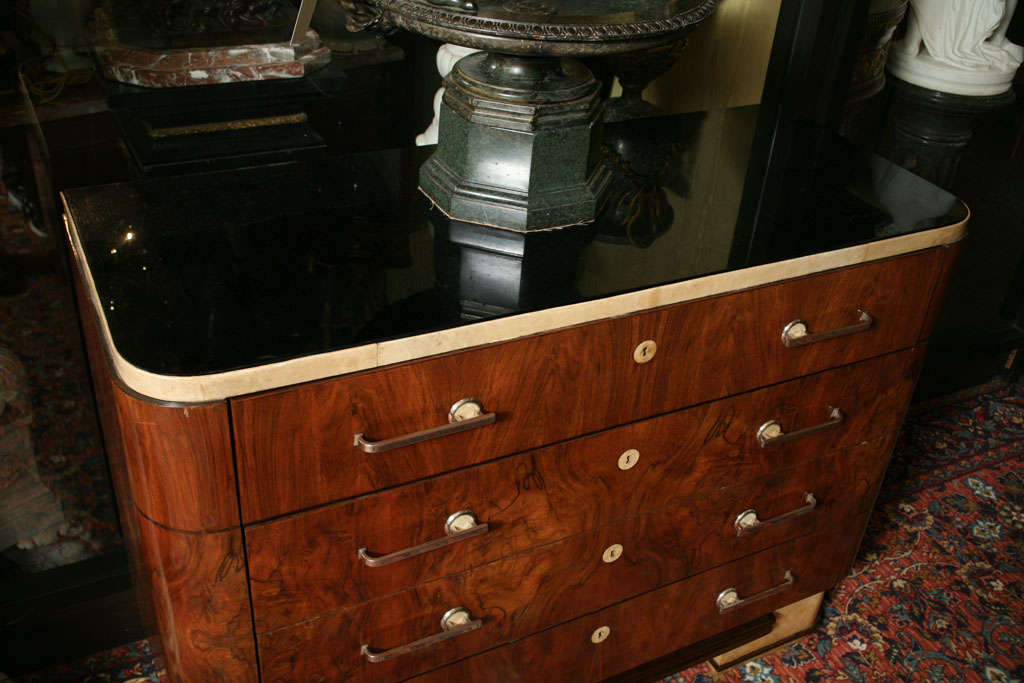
379 0 719 56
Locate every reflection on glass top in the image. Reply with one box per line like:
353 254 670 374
63 107 966 378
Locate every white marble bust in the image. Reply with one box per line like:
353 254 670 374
889 0 1023 95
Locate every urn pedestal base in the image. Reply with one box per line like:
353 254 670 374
419 53 611 232
879 76 1015 189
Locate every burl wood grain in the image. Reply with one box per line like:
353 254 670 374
233 249 944 521
113 389 239 532
136 513 258 682
246 350 916 630
259 523 864 682
256 438 889 671
409 529 863 683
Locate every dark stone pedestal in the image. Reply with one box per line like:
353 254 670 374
879 77 1016 189
433 213 593 319
420 53 612 231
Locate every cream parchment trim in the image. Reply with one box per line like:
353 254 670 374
64 199 967 404
711 591 825 668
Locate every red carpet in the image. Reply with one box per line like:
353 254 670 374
18 381 1024 682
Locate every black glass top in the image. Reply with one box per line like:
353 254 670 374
63 108 966 378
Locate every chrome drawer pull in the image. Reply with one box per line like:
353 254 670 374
781 310 873 347
716 570 794 614
354 398 497 454
757 406 844 448
734 493 817 536
361 607 482 663
358 511 490 567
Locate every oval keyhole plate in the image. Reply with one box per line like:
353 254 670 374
633 340 657 364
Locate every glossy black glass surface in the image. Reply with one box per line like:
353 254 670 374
63 108 966 377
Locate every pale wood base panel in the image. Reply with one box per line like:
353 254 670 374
711 592 824 670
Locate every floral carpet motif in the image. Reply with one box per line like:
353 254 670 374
18 381 1024 682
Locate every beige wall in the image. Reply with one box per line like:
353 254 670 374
641 0 783 113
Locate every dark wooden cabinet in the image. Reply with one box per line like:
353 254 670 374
250 436 892 638
69 216 962 681
244 351 915 630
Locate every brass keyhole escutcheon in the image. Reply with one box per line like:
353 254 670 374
602 543 623 563
618 448 640 470
633 340 657 364
591 626 611 643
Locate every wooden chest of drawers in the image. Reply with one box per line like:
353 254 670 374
64 176 965 681
244 351 913 631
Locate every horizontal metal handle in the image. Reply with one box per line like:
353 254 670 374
757 406 844 448
358 510 490 568
734 493 817 536
354 398 496 454
782 310 873 348
361 607 481 663
716 570 794 614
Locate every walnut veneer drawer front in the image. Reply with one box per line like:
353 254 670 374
251 437 890 635
408 530 862 683
255 439 890 670
245 351 915 630
233 250 943 521
259 523 863 682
